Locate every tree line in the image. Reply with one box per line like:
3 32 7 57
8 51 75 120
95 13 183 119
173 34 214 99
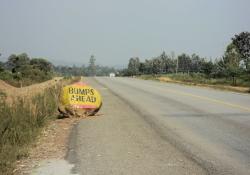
0 53 117 86
122 32 250 86
55 55 116 77
0 53 53 86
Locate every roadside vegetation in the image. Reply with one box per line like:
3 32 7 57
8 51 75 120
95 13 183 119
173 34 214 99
0 53 53 87
0 77 80 175
121 32 250 91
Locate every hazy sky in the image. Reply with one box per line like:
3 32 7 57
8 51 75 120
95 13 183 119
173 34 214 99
0 0 249 67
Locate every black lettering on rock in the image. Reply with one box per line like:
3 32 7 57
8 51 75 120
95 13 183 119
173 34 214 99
90 89 95 95
76 95 79 101
80 95 86 102
92 97 96 102
86 96 91 102
78 89 86 95
69 87 74 94
70 95 75 101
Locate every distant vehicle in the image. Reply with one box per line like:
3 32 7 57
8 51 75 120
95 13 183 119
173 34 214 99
109 73 115 77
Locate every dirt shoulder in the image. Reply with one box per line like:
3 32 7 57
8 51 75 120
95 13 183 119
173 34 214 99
14 118 80 175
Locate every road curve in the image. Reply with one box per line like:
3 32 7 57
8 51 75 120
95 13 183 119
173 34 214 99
68 77 250 175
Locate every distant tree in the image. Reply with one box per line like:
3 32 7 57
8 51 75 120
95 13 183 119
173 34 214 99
159 51 167 73
0 61 4 72
95 65 116 76
178 54 191 73
127 57 140 76
144 59 153 74
190 54 204 73
139 62 146 74
152 58 162 74
54 63 116 77
6 54 17 70
222 43 242 85
232 31 250 69
6 53 30 73
87 55 96 76
119 68 130 76
201 60 214 77
81 65 87 75
210 59 223 78
30 58 53 73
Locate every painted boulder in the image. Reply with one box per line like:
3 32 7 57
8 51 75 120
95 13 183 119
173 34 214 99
58 82 102 117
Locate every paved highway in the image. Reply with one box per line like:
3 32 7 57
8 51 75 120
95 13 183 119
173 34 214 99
68 77 250 175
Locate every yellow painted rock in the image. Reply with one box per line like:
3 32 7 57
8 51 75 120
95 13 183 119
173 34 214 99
58 82 102 117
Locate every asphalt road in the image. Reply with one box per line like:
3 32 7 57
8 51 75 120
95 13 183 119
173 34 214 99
68 77 250 175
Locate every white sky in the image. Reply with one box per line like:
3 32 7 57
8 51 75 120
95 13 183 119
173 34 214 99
0 0 250 67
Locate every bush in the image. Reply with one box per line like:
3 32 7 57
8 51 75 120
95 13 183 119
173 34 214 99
0 71 13 81
0 53 54 87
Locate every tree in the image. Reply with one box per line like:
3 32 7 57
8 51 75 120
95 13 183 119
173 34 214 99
6 53 30 73
201 60 214 77
87 55 96 76
139 62 146 74
190 54 204 73
0 61 4 72
95 65 116 76
159 51 167 73
152 58 161 74
144 59 153 74
127 57 140 76
178 54 191 73
232 31 250 69
222 43 242 85
30 58 53 73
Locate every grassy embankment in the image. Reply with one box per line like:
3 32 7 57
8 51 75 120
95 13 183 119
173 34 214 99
0 72 53 88
139 73 250 93
0 77 80 175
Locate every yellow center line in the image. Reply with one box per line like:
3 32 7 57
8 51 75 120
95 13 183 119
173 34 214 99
148 84 250 112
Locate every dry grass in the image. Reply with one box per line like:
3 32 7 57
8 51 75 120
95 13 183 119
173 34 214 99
157 77 249 93
0 77 63 104
139 74 250 93
0 76 80 175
